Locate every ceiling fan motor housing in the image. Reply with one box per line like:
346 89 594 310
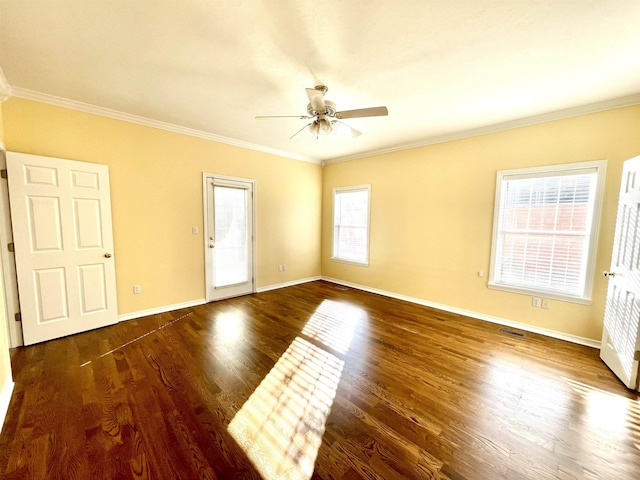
307 100 337 117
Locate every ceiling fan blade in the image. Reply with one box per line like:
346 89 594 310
289 122 313 140
255 115 312 119
334 120 362 138
335 106 388 119
306 87 326 112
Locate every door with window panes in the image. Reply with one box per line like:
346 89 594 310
204 175 255 301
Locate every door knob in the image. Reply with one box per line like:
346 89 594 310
209 244 214 249
104 253 112 258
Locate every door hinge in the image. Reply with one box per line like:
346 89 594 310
0 169 6 179
14 312 21 322
635 350 640 361
7 242 14 252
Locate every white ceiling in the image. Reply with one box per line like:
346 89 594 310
1 1 640 163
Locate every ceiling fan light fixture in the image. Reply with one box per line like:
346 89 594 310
306 117 334 138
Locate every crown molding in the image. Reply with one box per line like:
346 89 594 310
325 93 640 164
10 87 319 164
0 68 11 102
10 87 640 167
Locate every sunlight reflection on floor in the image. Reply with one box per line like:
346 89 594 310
487 359 569 414
228 300 363 480
564 377 640 450
214 309 246 343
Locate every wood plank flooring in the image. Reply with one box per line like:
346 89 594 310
0 280 638 479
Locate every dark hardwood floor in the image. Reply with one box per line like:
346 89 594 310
0 280 638 479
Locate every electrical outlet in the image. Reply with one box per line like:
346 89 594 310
541 298 550 309
278 265 286 272
282 264 286 271
532 297 541 307
133 284 141 294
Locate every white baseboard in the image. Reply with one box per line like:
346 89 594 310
256 276 322 293
118 276 322 321
115 276 600 348
117 275 322 321
0 376 15 434
321 276 601 349
118 298 207 322
118 276 321 322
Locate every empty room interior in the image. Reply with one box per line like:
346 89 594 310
0 2 639 479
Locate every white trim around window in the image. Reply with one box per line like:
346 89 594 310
331 184 371 266
488 160 606 304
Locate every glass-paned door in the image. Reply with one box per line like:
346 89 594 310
205 175 255 301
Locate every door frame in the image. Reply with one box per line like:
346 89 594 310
202 173 256 302
0 147 23 347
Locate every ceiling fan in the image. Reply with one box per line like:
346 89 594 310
256 85 388 139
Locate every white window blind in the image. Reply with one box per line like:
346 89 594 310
489 161 605 303
332 185 370 265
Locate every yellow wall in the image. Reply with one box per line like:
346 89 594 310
3 96 640 343
3 98 322 315
322 105 640 341
0 101 14 425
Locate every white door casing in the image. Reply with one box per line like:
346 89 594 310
0 149 23 347
203 174 255 301
7 152 118 345
601 155 640 390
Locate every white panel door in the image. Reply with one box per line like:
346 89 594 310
204 175 255 301
7 152 118 345
601 155 640 390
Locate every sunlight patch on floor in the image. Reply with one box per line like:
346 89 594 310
228 299 364 480
228 337 343 480
301 300 362 354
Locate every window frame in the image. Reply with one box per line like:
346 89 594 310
488 160 606 304
331 184 371 266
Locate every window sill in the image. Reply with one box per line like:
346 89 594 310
487 282 591 305
331 257 369 267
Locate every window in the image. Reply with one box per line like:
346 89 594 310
332 185 371 265
488 161 606 303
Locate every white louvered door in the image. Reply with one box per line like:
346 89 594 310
7 152 118 345
601 155 640 390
